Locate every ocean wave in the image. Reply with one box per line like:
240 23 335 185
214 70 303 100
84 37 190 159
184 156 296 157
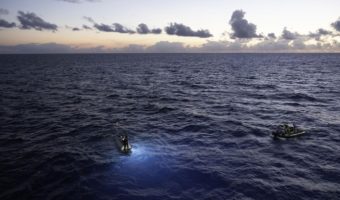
1 54 340 200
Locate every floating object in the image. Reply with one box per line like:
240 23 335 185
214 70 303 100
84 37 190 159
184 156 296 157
272 124 305 138
115 135 132 152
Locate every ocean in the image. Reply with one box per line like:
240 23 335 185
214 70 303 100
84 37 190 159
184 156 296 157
1 54 340 200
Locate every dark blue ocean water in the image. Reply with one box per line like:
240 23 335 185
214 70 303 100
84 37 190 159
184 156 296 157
1 54 340 200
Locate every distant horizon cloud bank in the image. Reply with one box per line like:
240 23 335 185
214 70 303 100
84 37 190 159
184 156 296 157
1 40 340 54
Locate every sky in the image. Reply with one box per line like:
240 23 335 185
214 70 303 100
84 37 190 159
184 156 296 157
1 0 340 53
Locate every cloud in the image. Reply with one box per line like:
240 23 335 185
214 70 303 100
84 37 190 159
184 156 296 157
0 43 74 53
17 11 58 31
229 10 260 39
136 23 162 34
165 23 212 38
0 43 109 54
0 8 9 15
198 40 244 52
112 23 135 33
267 33 276 39
83 16 95 23
146 41 188 52
1 39 340 54
82 25 92 30
309 28 332 40
281 28 299 40
151 28 162 34
331 18 340 32
0 19 16 28
113 44 146 53
57 0 100 3
94 23 114 32
93 23 135 33
65 25 81 31
84 17 135 34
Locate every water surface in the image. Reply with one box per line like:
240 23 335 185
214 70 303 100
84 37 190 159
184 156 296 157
1 54 340 200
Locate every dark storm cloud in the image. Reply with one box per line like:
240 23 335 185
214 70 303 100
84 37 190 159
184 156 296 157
281 28 299 40
0 8 9 15
17 11 58 31
331 18 340 32
267 33 276 39
136 23 162 34
165 23 212 38
229 10 260 39
57 0 100 3
0 19 16 28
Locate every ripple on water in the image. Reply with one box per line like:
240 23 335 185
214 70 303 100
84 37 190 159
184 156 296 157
1 54 340 200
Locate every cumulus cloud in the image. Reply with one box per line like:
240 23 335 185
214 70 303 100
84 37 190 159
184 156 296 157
309 28 332 40
0 19 16 28
136 23 162 34
0 8 9 15
229 10 260 39
146 41 188 52
281 28 299 40
151 28 162 34
2 39 340 54
331 18 340 32
165 23 212 38
0 8 16 29
17 11 58 31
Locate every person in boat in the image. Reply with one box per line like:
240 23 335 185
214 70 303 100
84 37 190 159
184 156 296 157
274 123 292 136
293 123 297 134
121 135 129 150
283 123 290 135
